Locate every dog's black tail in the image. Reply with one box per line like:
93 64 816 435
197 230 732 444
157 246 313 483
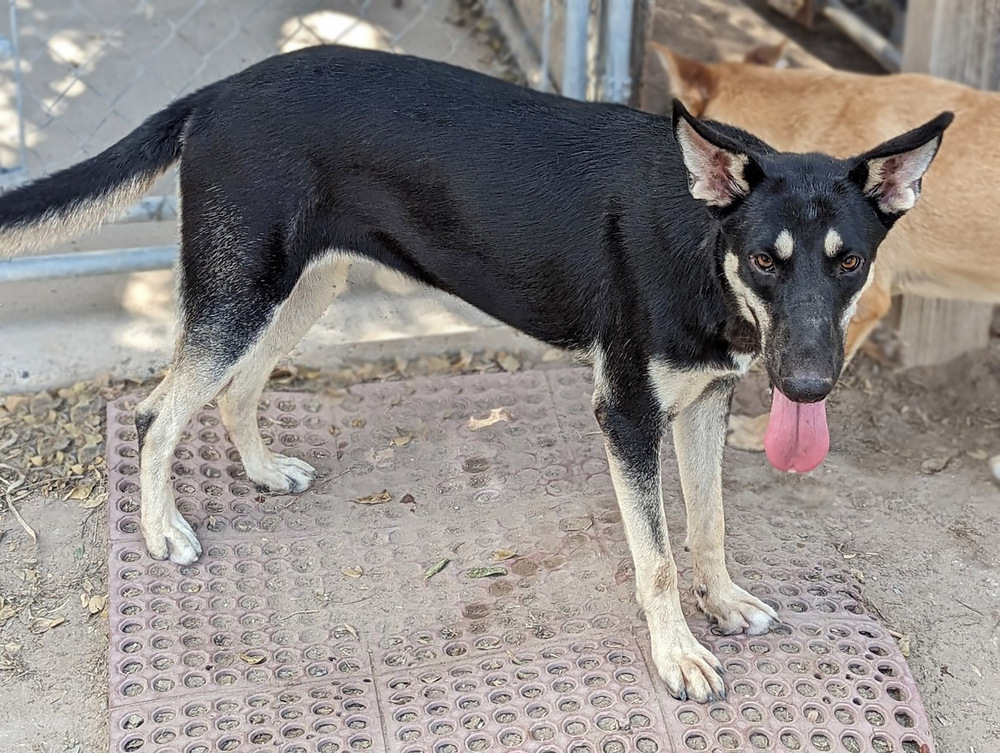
0 89 206 257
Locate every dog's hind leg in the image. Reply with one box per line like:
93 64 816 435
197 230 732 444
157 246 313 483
675 380 778 635
217 256 351 493
593 352 725 703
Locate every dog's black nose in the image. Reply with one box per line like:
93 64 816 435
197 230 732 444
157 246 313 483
778 372 834 403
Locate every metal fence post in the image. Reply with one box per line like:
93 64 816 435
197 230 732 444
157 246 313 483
563 0 591 100
602 0 635 103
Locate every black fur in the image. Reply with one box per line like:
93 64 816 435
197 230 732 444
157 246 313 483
135 409 155 455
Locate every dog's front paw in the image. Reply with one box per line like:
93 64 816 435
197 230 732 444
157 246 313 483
695 581 778 636
726 412 768 452
143 511 202 565
650 625 726 703
248 453 316 494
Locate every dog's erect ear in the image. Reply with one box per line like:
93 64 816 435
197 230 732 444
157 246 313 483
650 42 715 115
672 100 763 209
742 38 788 68
849 111 954 221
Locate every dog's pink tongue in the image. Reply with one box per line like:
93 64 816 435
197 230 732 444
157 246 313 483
764 388 830 473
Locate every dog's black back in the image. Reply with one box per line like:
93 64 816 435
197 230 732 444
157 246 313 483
176 46 732 364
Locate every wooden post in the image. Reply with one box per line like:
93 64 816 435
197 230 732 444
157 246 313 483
897 0 997 367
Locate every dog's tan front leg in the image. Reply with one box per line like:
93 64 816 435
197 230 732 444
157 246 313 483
676 382 777 635
596 392 725 703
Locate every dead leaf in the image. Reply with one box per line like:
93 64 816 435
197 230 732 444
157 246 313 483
920 456 951 475
342 566 364 578
391 435 412 447
423 558 450 581
352 490 392 505
561 517 593 532
505 650 524 665
492 549 517 562
400 493 416 505
239 652 266 665
79 493 106 509
338 623 359 640
468 566 507 579
29 616 65 634
0 597 15 625
350 417 367 428
65 481 94 501
497 354 521 373
967 449 989 461
849 568 865 584
87 595 107 615
898 634 912 658
467 407 513 431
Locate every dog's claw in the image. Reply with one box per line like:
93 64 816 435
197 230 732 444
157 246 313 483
247 452 317 494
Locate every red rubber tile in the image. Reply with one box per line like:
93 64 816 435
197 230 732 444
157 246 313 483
107 369 934 753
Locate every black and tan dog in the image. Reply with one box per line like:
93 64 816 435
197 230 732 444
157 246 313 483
0 46 949 701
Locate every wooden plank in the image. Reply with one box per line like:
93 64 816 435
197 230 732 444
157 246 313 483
897 0 997 367
897 297 995 367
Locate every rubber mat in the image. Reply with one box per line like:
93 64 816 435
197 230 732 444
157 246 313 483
106 369 934 753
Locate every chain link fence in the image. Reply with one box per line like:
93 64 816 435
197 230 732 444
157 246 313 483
0 0 643 277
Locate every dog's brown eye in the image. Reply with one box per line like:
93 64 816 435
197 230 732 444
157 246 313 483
751 253 775 272
840 255 863 272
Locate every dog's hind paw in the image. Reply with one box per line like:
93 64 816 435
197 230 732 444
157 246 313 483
248 453 316 494
143 511 202 566
651 627 726 703
696 582 778 636
726 412 768 452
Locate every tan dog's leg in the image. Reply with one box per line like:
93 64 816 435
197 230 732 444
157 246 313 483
727 272 894 452
677 381 777 633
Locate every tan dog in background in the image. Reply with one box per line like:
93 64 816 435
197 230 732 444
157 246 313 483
646 41 1000 453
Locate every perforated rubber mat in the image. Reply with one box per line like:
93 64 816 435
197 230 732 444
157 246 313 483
107 369 934 753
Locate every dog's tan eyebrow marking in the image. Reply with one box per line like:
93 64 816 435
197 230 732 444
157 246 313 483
773 229 794 260
824 228 843 257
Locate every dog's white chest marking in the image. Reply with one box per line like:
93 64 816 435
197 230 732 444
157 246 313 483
647 359 746 416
